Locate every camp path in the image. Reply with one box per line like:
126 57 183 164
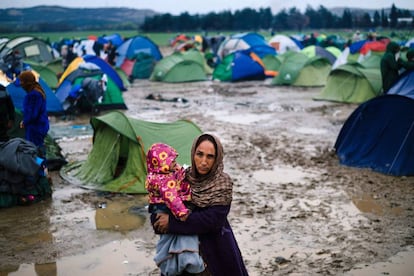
1 79 414 275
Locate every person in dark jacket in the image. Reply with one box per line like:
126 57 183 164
380 42 402 93
153 133 249 276
400 49 414 72
18 71 49 157
0 84 15 142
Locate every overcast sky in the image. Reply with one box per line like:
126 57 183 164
1 0 413 14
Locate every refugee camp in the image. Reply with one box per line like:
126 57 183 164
0 1 414 275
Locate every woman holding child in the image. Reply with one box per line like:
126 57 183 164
152 133 249 276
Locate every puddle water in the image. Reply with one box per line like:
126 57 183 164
346 246 414 276
253 165 316 184
48 124 93 139
206 110 276 125
95 201 146 231
7 239 154 276
351 194 404 216
0 193 149 276
294 126 327 135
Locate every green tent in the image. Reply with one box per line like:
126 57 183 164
61 111 202 194
114 67 131 89
314 54 382 104
150 50 208 83
271 51 332 87
261 54 281 72
24 60 59 89
131 52 157 79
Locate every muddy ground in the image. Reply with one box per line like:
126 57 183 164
1 77 414 275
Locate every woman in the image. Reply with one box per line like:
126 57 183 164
18 70 49 156
152 133 249 276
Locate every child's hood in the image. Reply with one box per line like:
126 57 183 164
146 143 178 174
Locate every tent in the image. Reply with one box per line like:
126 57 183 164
0 36 56 64
405 37 414 48
150 50 208 83
58 55 126 91
268 34 302 54
387 70 414 99
213 49 269 82
7 76 64 115
115 35 162 79
23 59 61 89
301 45 337 65
334 94 414 176
271 51 332 87
61 111 202 194
332 39 389 69
314 54 382 103
216 32 275 60
55 55 127 114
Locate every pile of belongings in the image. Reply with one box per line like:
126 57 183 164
0 138 52 208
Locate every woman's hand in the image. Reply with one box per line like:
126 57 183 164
19 121 24 129
154 213 169 233
7 120 13 129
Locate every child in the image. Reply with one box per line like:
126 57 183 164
145 143 204 276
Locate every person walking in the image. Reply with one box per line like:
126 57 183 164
18 71 49 157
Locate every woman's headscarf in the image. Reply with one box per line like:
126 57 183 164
186 133 233 207
18 71 46 99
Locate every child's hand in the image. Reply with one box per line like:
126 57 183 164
175 163 182 171
180 212 190 221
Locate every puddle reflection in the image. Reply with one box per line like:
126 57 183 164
8 239 153 276
351 194 404 216
0 195 148 275
346 246 414 276
253 165 316 184
95 201 146 231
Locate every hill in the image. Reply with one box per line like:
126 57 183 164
1 5 412 33
0 6 158 32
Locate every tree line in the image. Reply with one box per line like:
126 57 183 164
140 4 414 32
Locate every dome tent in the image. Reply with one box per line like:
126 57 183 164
61 111 202 193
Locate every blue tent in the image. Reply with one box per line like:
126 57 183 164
348 40 367 54
386 70 414 99
7 77 64 115
217 32 276 61
212 49 267 82
115 35 162 68
334 94 414 176
82 55 126 91
99 33 124 47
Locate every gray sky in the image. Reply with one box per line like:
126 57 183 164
1 0 413 14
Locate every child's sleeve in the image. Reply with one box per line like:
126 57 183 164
159 177 189 220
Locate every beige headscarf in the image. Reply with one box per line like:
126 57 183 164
18 71 46 99
186 133 233 207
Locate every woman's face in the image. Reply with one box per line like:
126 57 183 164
194 140 216 175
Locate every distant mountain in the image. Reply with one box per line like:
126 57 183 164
1 5 412 33
0 6 158 32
